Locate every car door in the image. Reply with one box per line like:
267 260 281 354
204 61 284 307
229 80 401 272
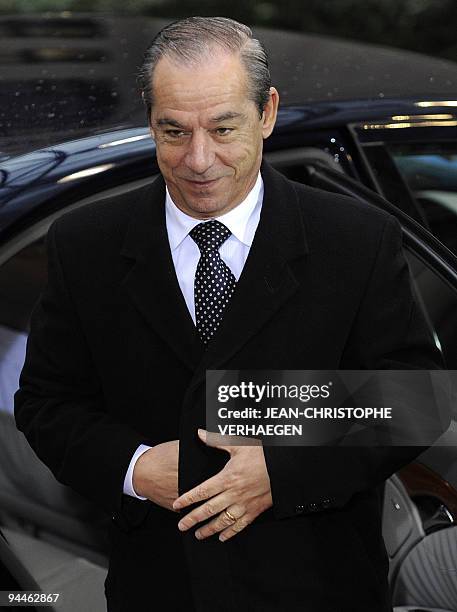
266 145 457 611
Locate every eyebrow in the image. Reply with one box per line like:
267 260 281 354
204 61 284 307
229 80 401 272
209 112 245 123
155 112 245 128
156 118 186 128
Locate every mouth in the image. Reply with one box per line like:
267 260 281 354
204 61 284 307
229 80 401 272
183 177 221 188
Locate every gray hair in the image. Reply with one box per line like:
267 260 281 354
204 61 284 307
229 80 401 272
137 16 271 119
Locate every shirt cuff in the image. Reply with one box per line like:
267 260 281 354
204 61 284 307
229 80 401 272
123 444 152 499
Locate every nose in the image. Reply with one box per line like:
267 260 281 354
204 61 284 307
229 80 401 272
184 129 215 175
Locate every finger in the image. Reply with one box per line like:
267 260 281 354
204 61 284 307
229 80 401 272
177 493 230 531
219 515 251 542
194 505 245 540
173 472 225 511
197 428 234 452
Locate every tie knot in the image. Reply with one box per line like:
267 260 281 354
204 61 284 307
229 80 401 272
190 220 231 252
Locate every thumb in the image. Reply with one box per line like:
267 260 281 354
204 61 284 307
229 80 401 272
197 428 233 452
197 428 258 452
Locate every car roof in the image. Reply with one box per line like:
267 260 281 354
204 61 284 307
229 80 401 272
2 14 457 158
258 27 457 104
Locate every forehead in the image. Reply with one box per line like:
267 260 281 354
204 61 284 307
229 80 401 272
151 51 251 116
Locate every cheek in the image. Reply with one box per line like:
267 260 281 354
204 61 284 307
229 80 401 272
221 134 259 163
221 140 260 175
156 147 183 174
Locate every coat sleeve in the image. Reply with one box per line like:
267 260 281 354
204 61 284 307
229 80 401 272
14 220 148 515
263 214 451 520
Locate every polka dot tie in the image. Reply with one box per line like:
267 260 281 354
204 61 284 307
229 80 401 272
189 220 236 347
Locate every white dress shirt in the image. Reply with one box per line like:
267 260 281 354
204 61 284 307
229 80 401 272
123 172 264 498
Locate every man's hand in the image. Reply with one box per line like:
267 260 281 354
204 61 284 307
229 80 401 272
132 440 179 511
173 429 272 541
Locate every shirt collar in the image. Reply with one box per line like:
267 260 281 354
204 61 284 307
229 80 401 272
165 172 263 251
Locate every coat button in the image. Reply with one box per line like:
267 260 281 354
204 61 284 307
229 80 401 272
295 504 305 514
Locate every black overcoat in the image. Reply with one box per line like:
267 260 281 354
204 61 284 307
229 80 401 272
15 161 443 611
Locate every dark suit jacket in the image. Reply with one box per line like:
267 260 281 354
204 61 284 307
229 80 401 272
15 160 444 612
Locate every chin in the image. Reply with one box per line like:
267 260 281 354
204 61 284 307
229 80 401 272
187 199 225 216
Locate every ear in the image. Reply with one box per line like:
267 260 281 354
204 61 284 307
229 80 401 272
261 87 279 140
149 122 156 141
147 112 156 141
141 92 155 140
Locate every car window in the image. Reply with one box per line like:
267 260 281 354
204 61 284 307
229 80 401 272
389 143 457 256
265 139 357 183
405 250 457 371
0 238 45 414
0 176 158 415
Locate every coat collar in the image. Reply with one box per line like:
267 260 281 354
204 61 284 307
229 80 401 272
120 159 309 375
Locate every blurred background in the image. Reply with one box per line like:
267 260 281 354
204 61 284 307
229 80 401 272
2 0 457 157
2 0 457 58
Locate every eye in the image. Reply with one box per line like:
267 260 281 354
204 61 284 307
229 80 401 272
165 129 186 138
214 127 233 136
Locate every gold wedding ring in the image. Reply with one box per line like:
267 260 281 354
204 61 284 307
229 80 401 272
224 509 237 523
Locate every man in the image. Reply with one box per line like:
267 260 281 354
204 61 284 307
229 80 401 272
15 16 444 612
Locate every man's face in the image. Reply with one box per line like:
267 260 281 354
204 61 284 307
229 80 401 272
149 50 279 219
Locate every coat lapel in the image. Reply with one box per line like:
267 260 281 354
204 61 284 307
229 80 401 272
120 176 200 371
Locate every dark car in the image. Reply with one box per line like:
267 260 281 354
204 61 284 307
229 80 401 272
1 14 457 612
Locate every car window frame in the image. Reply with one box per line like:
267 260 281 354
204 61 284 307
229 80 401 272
350 121 457 223
0 175 157 267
